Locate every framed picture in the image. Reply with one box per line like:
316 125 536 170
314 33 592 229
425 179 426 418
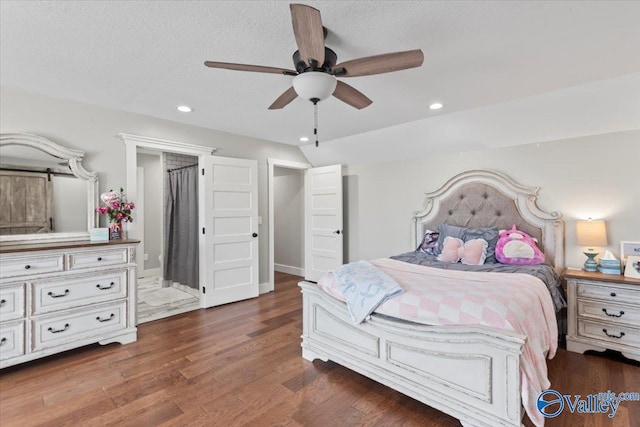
620 241 640 273
624 255 640 279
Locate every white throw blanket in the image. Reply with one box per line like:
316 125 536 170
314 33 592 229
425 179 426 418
333 260 404 324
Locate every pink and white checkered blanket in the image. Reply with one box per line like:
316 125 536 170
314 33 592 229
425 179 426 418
319 258 557 427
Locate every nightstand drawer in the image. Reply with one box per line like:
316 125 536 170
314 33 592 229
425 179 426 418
67 248 128 270
577 319 640 348
577 282 640 305
577 299 640 326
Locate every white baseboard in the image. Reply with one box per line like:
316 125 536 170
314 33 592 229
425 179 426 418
259 282 272 294
274 263 305 277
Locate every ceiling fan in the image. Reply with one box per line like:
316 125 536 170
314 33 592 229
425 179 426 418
204 3 424 145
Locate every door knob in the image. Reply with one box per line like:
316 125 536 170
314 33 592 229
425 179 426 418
252 233 258 237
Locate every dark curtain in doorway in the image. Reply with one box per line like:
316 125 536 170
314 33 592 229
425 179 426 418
164 166 199 288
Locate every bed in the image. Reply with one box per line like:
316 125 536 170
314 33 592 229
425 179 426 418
299 169 565 427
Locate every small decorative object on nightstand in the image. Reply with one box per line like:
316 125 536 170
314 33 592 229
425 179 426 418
565 269 640 362
576 219 607 272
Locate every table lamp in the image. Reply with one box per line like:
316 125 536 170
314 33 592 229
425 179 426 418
576 219 607 272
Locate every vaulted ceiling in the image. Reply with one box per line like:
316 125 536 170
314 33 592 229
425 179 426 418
1 1 639 160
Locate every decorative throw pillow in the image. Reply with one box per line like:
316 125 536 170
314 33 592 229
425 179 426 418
436 224 466 255
462 226 500 263
416 230 440 255
495 225 545 265
436 224 499 262
437 236 489 265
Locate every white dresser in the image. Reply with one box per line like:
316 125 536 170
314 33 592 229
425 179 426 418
565 269 640 362
0 239 138 368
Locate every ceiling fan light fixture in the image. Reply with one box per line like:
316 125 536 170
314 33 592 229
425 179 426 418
177 105 193 113
429 102 443 110
292 72 337 102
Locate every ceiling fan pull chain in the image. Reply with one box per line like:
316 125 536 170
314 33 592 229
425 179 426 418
314 101 319 147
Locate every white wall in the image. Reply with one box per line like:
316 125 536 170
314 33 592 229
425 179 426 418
137 153 162 271
274 167 304 271
0 86 309 284
344 130 640 269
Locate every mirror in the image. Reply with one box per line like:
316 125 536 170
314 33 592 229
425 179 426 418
0 133 98 244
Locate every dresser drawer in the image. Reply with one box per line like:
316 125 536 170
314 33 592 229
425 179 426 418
0 253 64 279
32 270 127 315
32 302 127 351
67 248 128 270
576 281 640 305
0 284 25 321
0 321 25 361
577 299 640 327
577 319 640 349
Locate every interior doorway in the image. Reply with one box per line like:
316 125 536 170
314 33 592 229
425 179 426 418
121 133 216 324
268 159 311 291
135 148 200 323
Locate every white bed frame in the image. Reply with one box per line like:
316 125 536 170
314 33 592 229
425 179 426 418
300 170 564 427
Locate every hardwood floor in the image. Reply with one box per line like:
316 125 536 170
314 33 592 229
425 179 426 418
1 271 638 426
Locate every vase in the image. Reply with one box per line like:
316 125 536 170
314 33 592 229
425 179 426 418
109 222 126 240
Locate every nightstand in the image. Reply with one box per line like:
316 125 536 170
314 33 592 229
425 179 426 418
565 269 640 362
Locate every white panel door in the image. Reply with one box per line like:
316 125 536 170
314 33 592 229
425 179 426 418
304 164 343 282
201 156 259 307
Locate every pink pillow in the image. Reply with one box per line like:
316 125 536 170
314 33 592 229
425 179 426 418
437 236 488 265
495 225 545 265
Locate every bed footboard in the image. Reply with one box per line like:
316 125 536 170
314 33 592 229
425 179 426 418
300 281 527 427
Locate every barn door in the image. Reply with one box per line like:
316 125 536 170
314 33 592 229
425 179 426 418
304 164 343 282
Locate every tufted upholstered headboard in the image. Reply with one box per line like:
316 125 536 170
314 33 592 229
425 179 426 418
412 170 565 273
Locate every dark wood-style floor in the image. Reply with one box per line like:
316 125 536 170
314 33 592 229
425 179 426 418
1 272 638 426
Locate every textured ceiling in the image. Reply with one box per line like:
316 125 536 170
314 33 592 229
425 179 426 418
1 1 640 148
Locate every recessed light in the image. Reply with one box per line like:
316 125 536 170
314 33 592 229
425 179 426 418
299 136 309 142
177 105 193 113
429 103 443 110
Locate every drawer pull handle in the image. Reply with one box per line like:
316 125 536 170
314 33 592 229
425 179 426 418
25 265 31 269
48 323 70 334
602 329 625 339
0 299 6 307
96 313 115 323
97 257 103 261
602 308 625 318
0 337 6 346
96 282 115 290
610 292 617 297
47 289 70 298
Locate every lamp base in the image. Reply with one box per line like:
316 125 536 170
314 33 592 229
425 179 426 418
583 251 599 272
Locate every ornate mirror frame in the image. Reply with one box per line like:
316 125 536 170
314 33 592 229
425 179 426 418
0 133 98 244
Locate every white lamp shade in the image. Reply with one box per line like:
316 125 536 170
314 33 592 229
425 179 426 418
292 72 337 102
576 220 607 247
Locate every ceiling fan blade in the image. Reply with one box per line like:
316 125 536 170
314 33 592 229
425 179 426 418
335 49 424 77
204 61 296 75
333 81 372 109
268 87 298 110
290 4 325 66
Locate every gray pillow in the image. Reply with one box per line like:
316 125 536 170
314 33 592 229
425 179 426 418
462 226 500 263
436 224 500 263
436 224 466 255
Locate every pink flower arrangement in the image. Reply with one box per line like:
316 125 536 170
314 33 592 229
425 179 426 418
96 188 135 223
